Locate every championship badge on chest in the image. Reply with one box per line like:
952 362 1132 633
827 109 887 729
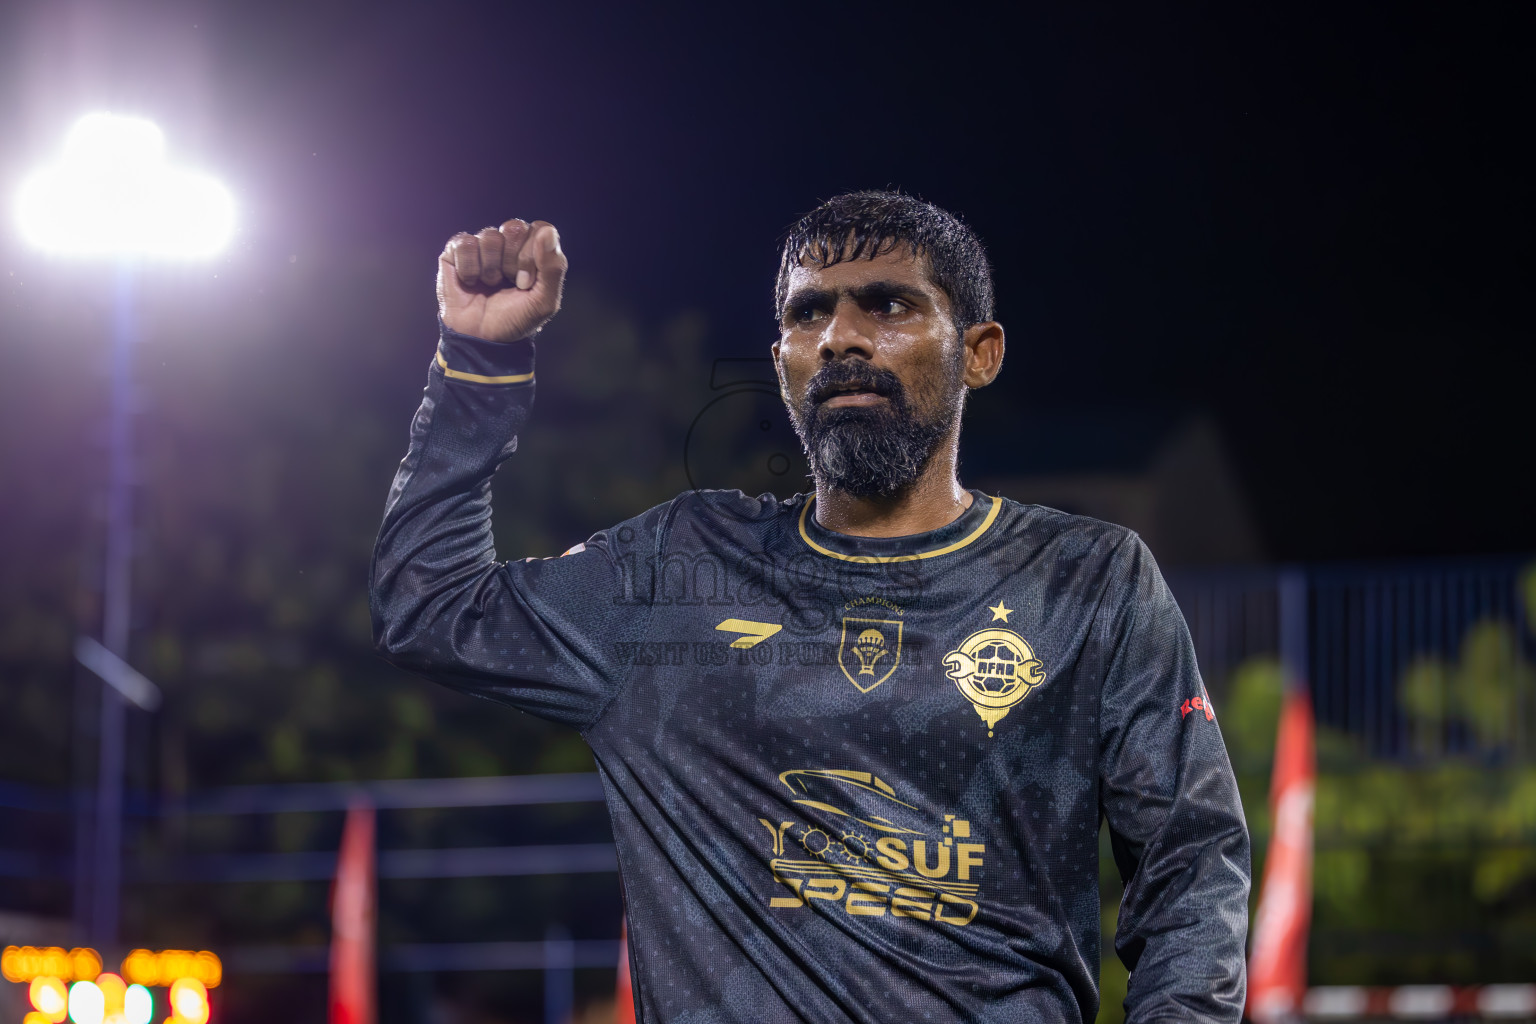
838 617 903 693
836 596 908 694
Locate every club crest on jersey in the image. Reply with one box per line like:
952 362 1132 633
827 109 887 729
944 628 1046 736
838 618 904 693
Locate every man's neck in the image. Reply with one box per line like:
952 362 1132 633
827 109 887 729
812 443 973 538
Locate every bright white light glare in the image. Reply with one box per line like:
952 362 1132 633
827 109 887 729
30 975 68 1017
16 112 235 259
64 112 165 167
122 984 153 1024
68 979 105 1024
169 978 209 1024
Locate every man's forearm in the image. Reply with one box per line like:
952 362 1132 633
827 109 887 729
371 325 536 662
1099 536 1252 1022
1115 815 1251 1022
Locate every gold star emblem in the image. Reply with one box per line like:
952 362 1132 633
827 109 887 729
988 601 1013 623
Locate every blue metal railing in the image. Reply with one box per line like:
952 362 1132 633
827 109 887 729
0 773 623 982
1307 560 1534 759
1167 555 1535 761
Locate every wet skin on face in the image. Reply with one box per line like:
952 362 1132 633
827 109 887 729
772 245 965 429
770 243 1006 537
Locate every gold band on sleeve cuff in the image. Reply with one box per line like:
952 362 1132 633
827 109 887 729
436 349 534 384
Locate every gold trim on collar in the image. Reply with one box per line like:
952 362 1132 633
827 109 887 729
797 494 1001 562
436 349 534 384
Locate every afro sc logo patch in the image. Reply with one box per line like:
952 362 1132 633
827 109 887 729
944 627 1046 737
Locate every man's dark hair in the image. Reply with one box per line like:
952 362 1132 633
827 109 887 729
775 191 995 333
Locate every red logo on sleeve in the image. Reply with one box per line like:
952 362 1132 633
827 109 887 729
1180 693 1215 722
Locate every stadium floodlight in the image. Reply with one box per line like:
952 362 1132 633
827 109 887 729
15 112 234 259
12 113 236 951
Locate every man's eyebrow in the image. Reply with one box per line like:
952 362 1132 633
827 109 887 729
847 281 930 305
780 281 930 316
780 286 835 315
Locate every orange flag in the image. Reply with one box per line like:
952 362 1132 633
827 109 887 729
1246 690 1316 1022
615 917 635 1024
330 801 377 1024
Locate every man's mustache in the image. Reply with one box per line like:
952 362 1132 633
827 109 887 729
805 360 905 407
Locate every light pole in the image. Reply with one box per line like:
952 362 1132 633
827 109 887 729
15 112 234 947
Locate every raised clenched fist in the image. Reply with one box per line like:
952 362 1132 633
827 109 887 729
437 219 568 343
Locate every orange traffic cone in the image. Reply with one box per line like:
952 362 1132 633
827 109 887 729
615 918 635 1024
1247 690 1316 1022
329 801 377 1024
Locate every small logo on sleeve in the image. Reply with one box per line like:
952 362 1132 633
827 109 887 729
1181 691 1216 722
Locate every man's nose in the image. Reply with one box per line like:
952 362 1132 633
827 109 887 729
818 303 875 362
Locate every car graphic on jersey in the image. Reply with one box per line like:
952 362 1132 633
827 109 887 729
760 768 985 926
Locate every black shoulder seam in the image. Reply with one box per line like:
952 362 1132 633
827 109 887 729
1092 530 1144 766
580 496 683 736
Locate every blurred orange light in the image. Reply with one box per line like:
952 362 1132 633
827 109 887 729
2 947 102 983
168 977 209 1024
28 975 68 1022
119 950 221 989
96 972 127 1014
24 1012 56 1024
121 950 158 987
192 952 221 989
73 949 103 983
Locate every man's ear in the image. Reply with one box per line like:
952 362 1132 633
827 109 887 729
961 322 1005 388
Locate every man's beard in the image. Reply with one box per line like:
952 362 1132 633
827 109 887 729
786 360 958 499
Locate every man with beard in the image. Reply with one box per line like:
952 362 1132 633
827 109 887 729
371 192 1250 1023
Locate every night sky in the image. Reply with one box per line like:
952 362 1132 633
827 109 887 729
2 1 1530 562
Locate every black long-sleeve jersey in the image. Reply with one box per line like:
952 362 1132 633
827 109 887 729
370 325 1251 1023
